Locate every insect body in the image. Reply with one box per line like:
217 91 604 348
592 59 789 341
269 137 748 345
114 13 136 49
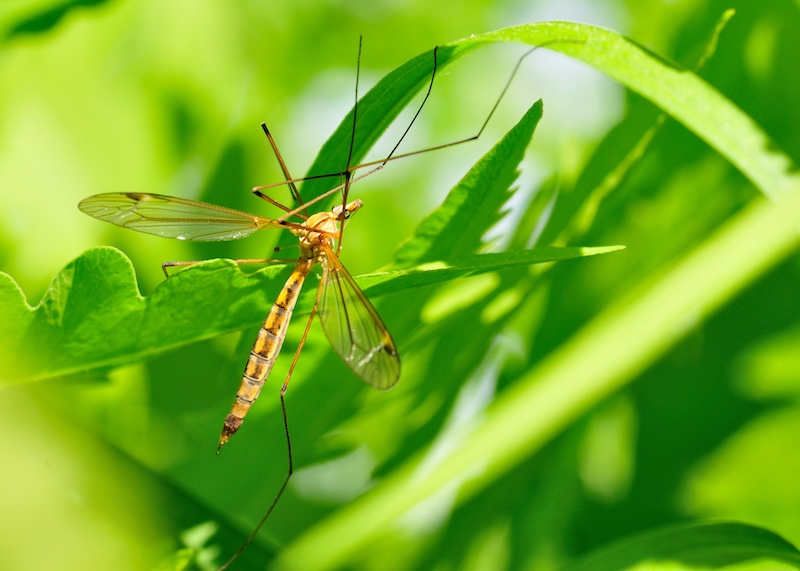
218 198 400 448
78 192 401 450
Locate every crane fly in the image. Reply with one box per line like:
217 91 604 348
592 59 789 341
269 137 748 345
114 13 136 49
78 38 567 569
77 191 401 448
78 113 401 567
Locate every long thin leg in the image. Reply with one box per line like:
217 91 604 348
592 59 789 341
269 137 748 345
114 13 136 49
216 306 316 571
252 184 308 220
281 305 318 394
215 392 293 571
354 43 539 168
251 42 559 203
257 123 310 219
261 36 367 228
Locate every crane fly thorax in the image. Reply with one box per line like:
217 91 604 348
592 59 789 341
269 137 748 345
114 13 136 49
292 199 364 255
293 213 336 256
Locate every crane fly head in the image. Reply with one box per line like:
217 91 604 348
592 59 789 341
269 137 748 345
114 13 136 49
332 199 363 221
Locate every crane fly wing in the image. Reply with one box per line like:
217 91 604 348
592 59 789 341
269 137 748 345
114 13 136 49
317 243 400 390
79 192 281 241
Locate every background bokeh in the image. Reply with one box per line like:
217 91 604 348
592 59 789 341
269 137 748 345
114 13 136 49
2 1 800 570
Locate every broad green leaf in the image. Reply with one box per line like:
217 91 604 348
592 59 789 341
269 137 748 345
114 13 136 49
0 243 617 384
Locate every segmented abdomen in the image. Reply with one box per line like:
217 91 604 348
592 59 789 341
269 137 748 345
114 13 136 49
218 258 314 450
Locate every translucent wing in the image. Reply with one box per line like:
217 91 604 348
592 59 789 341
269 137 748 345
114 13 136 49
79 192 282 241
317 242 400 390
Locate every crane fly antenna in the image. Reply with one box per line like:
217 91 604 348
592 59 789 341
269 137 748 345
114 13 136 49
379 45 439 167
336 35 362 254
345 37 361 182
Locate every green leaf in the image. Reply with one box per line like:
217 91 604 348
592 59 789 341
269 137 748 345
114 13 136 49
468 22 800 198
361 246 623 297
564 522 800 571
3 248 285 382
393 100 543 266
0 242 618 384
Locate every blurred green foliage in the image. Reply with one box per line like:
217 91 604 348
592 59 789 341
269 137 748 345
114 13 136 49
2 2 800 571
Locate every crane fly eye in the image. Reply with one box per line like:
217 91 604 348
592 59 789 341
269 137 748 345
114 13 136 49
331 204 346 219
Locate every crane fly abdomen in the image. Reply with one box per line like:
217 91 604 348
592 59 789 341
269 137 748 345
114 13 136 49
218 257 315 450
216 203 360 451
